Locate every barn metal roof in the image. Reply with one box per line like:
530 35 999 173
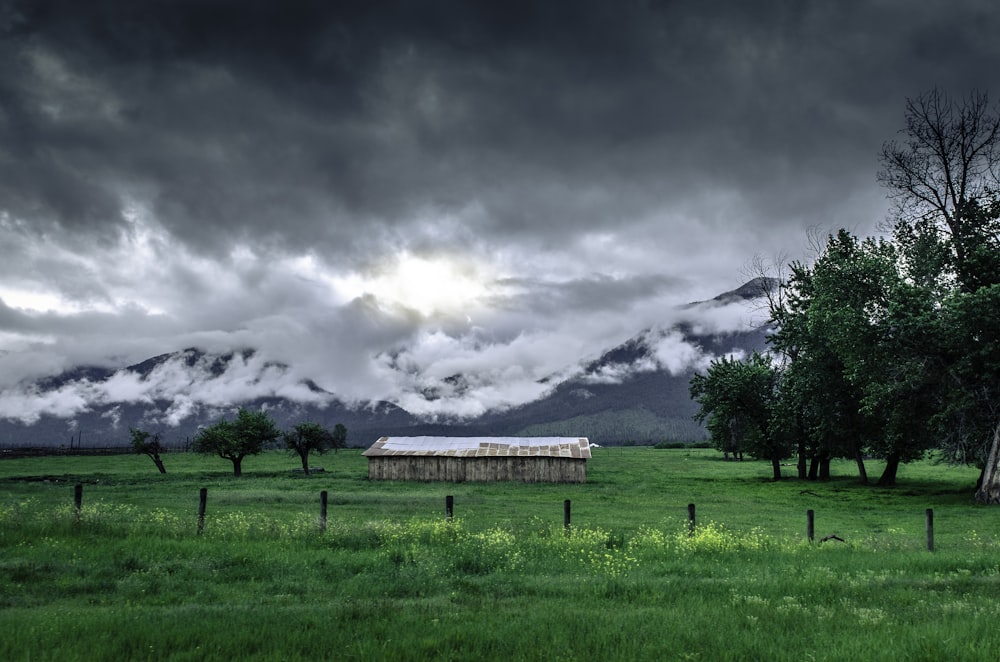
363 436 592 459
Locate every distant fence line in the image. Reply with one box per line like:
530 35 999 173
0 444 191 459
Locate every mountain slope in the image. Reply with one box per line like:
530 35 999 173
0 280 774 447
473 323 770 443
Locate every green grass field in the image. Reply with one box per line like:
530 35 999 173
2 448 999 661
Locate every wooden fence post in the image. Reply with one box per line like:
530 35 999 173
74 483 83 521
446 495 454 521
807 509 815 543
564 499 571 531
926 508 934 552
687 503 696 535
320 490 328 533
197 487 207 535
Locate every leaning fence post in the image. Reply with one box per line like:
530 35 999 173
320 490 328 533
564 499 571 531
687 503 696 536
807 509 815 543
197 487 208 535
74 483 83 521
445 495 454 521
926 508 934 552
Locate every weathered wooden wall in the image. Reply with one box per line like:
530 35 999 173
366 456 587 483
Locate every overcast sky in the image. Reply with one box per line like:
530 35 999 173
1 0 998 423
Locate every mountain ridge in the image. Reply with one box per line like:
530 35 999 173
0 280 774 447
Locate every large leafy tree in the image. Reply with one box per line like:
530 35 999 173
193 408 280 477
924 199 1000 501
879 90 1000 499
690 351 789 480
768 257 875 482
807 231 941 485
765 230 942 486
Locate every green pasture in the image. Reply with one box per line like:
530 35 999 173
2 448 999 661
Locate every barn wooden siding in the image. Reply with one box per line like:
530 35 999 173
363 437 591 483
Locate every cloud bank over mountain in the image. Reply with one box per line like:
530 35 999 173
0 289 764 427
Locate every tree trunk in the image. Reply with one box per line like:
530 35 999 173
146 452 166 474
975 422 1000 504
797 439 807 480
877 454 900 486
819 456 831 480
300 450 310 476
808 455 819 481
771 457 782 481
854 450 868 485
232 456 243 477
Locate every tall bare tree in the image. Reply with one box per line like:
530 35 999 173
878 88 1000 278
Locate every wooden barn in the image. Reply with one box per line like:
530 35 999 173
363 436 592 483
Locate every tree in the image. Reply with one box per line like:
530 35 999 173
130 428 167 474
879 89 1000 499
192 408 280 477
878 88 1000 288
767 257 873 482
330 423 348 453
284 422 332 475
765 229 944 486
923 199 1000 501
690 352 789 480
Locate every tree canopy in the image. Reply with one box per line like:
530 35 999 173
192 408 280 477
283 422 347 475
690 351 788 480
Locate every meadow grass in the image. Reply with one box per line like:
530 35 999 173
2 448 999 660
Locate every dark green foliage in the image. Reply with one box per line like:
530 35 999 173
330 423 348 452
192 408 280 477
283 422 348 474
690 351 790 479
283 422 328 475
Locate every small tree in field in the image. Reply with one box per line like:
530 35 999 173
193 408 280 477
130 428 167 474
284 422 330 475
330 423 347 453
284 422 349 473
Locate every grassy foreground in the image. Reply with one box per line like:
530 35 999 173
2 448 999 661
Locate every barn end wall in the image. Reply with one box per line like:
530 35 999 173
366 456 587 483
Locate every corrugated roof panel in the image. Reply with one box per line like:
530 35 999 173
362 436 592 458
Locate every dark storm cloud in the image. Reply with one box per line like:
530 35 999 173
7 0 988 253
1 0 999 419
